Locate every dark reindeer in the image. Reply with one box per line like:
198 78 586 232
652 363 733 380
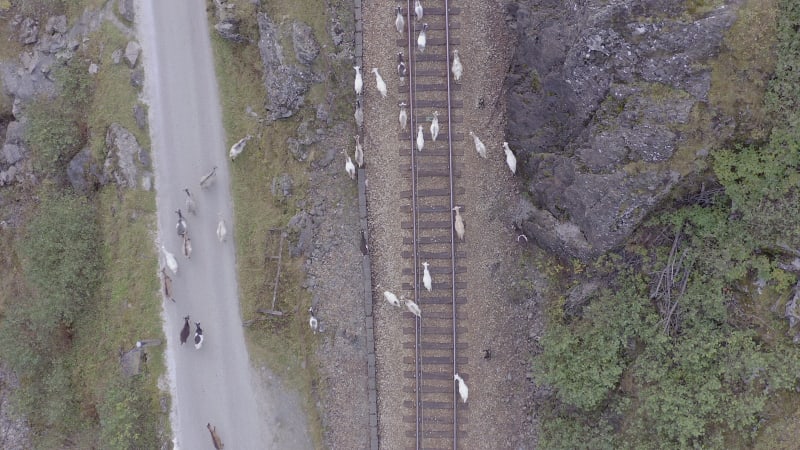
175 209 187 237
180 316 190 345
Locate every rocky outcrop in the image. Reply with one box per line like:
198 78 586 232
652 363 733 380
67 147 104 193
103 123 150 190
211 0 248 44
505 0 742 259
257 13 319 121
117 0 134 23
0 8 143 189
124 40 141 68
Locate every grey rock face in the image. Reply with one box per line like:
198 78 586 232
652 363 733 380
130 67 144 88
104 123 143 188
133 103 147 130
118 0 135 23
505 0 740 259
257 13 312 121
215 18 248 43
124 40 140 68
13 16 39 45
1 144 23 165
46 15 67 35
292 21 320 66
67 147 104 193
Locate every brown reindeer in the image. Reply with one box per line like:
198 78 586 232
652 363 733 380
182 234 192 259
207 423 224 449
161 268 175 302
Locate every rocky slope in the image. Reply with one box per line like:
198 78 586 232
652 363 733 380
504 0 745 259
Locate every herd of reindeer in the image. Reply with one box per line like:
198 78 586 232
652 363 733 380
158 158 244 449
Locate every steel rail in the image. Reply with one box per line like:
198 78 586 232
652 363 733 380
442 0 459 447
400 2 460 448
403 1 422 449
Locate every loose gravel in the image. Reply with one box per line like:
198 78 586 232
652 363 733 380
310 0 546 448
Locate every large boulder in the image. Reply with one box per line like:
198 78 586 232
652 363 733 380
505 0 741 259
124 40 140 68
257 13 312 121
67 147 104 193
104 123 144 189
292 21 319 66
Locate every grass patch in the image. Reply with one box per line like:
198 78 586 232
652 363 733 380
87 21 151 156
708 0 778 142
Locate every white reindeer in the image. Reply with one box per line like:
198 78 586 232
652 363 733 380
430 111 440 142
372 68 387 98
399 102 408 130
503 141 517 174
453 206 465 241
354 66 363 95
415 0 423 21
216 213 227 243
469 131 487 158
384 291 401 307
416 125 425 152
229 134 253 160
454 373 469 403
405 298 421 317
395 6 405 34
422 261 432 291
451 50 463 82
161 245 178 275
344 150 356 180
417 23 428 53
355 135 364 168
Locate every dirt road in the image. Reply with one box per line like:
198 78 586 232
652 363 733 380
136 1 311 448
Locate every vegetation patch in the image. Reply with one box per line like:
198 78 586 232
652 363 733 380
0 5 166 447
535 0 800 447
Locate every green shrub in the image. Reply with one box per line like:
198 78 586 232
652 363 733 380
18 189 101 327
0 189 101 441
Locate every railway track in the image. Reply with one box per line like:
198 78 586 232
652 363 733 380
397 1 467 448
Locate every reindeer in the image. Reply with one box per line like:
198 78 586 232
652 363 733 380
161 267 175 302
207 423 224 449
175 209 187 237
183 234 192 259
180 316 191 345
194 322 204 349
